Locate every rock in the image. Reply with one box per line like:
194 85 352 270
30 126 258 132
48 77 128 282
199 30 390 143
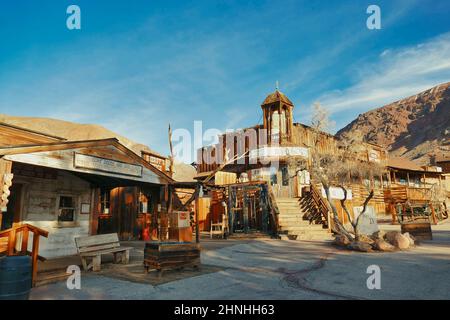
385 231 401 244
372 239 396 252
371 230 385 241
403 232 415 247
348 241 373 252
393 233 410 250
358 234 375 244
334 235 351 247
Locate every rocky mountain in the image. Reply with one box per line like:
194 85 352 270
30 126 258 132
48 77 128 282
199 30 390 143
337 82 450 164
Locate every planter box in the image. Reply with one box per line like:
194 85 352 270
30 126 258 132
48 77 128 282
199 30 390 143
144 242 200 277
401 222 432 241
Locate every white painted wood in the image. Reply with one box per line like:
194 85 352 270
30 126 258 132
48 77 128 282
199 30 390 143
75 233 119 248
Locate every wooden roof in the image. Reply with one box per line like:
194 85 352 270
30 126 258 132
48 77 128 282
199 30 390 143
261 90 294 106
436 154 450 163
387 157 425 172
0 138 174 184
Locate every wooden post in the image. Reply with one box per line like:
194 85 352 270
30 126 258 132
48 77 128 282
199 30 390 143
7 228 16 255
390 203 397 224
21 228 29 254
228 186 234 235
31 230 40 287
430 203 438 225
243 187 249 233
194 185 200 244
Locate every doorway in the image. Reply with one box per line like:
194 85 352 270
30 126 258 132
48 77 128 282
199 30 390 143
1 184 22 230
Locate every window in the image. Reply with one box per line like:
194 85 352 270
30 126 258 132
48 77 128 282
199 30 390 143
139 191 152 213
58 196 75 222
100 188 111 214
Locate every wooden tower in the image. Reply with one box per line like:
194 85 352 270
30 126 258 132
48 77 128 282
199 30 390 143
261 88 294 145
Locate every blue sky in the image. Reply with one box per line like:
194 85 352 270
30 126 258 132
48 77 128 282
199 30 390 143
1 0 450 161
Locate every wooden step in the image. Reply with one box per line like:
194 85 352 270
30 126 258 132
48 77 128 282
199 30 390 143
278 215 305 220
279 224 320 230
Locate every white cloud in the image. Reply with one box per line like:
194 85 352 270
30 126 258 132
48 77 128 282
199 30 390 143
317 33 450 119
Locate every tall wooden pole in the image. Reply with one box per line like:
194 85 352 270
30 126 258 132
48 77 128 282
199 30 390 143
168 124 174 176
195 185 200 244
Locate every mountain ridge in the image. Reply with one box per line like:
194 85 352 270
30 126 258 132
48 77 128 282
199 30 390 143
337 82 450 164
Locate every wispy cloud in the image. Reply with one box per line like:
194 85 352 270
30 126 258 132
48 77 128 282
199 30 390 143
315 32 450 130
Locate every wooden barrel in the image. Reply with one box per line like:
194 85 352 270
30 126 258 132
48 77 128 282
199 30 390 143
0 255 32 300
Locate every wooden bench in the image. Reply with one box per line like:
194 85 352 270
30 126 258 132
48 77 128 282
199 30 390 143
74 233 132 272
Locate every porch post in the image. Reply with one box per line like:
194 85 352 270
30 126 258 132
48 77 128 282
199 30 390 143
195 185 200 244
243 186 249 233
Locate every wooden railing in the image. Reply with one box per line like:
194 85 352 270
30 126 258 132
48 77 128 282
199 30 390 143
309 184 330 228
385 185 432 203
0 223 49 287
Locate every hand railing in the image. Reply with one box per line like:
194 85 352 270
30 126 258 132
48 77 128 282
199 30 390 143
309 183 330 228
0 223 49 286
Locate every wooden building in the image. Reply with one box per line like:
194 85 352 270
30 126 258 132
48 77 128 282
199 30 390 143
435 154 450 174
195 90 448 238
0 122 173 257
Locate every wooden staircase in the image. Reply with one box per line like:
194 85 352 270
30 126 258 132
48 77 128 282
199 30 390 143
275 197 332 240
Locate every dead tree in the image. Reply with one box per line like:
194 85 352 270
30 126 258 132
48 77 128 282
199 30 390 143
308 103 385 242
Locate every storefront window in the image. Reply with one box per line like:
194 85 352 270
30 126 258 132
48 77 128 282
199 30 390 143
139 191 152 213
100 188 111 214
58 196 75 222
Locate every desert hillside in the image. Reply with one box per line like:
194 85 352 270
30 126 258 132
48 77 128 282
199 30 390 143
337 82 450 164
0 114 158 156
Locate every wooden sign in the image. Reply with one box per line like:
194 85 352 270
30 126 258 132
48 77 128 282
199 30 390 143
249 146 309 162
321 186 352 200
74 153 143 177
175 211 190 228
148 156 166 171
354 206 379 236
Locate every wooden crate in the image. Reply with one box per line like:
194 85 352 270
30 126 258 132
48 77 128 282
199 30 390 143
144 242 201 277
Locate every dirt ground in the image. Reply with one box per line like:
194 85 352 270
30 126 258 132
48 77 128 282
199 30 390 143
30 222 450 300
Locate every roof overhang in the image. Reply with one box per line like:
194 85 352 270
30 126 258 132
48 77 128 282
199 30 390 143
0 138 174 185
